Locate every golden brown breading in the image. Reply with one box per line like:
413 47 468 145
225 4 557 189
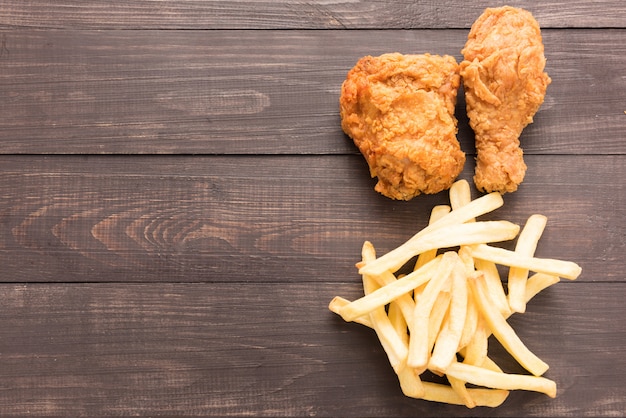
460 6 551 193
340 53 465 200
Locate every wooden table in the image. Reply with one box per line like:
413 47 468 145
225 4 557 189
1 1 624 416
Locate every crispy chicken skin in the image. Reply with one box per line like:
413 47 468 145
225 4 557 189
340 53 465 200
460 6 551 193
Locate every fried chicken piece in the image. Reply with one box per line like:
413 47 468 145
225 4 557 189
340 53 465 200
460 6 551 193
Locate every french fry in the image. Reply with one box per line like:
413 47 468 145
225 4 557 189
388 301 409 347
508 214 548 313
360 220 520 276
449 179 473 214
425 291 451 364
469 243 582 280
414 205 451 271
450 179 480 407
363 245 425 397
407 252 456 371
469 273 561 339
357 241 415 326
525 272 560 302
458 245 476 273
338 256 441 322
440 254 474 409
398 366 425 398
429 262 468 373
360 242 409 374
468 272 549 376
362 244 417 327
363 301 408 374
459 316 489 367
328 296 372 328
458 292 478 350
479 356 504 373
421 382 509 407
483 272 561 340
360 242 379 294
450 181 479 365
446 362 557 398
447 376 476 408
426 191 503 231
473 258 511 317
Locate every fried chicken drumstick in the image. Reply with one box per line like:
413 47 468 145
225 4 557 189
340 53 465 200
460 6 551 193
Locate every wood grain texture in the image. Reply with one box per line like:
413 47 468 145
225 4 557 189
0 29 624 154
0 1 624 416
0 154 622 283
0 282 622 417
1 0 624 29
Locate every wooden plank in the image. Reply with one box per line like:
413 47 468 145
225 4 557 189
0 3 622 417
0 281 622 416
1 1 624 29
0 29 623 154
0 154 622 283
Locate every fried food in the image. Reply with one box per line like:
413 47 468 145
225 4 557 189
460 6 551 193
340 53 465 200
329 179 582 407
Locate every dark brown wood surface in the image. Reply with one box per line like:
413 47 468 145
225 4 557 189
0 1 625 416
2 0 625 28
0 29 624 154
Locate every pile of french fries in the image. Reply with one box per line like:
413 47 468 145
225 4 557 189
329 180 581 408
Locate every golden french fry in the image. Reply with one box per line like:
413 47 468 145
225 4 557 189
525 272 560 302
412 281 426 305
427 191 503 231
338 256 441 322
474 258 511 317
407 252 457 370
414 205 451 271
360 242 409 374
508 214 548 313
459 342 504 373
367 267 417 327
328 296 373 328
468 273 549 376
360 220 520 276
360 242 379 296
388 301 409 347
449 178 473 213
421 382 509 407
364 303 408 374
426 290 451 362
397 366 425 398
459 316 489 367
450 182 478 396
471 273 562 339
449 179 478 408
429 262 468 373
479 356 504 373
446 362 557 398
482 273 561 339
457 245 476 273
458 292 478 350
469 243 582 280
446 180 476 390
447 376 476 408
